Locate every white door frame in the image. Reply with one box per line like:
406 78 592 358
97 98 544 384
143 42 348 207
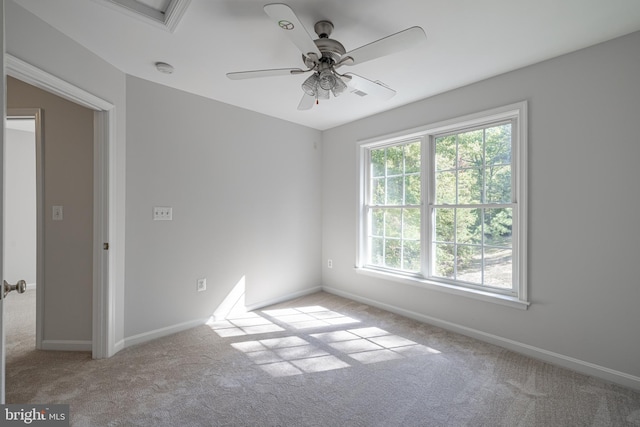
6 109 43 350
1 1 7 402
5 54 116 359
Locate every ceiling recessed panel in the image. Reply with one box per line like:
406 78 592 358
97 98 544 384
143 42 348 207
136 0 172 13
99 0 190 32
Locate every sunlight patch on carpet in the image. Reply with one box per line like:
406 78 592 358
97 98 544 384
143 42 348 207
207 312 284 337
261 306 360 329
312 326 441 365
231 336 349 377
218 305 442 377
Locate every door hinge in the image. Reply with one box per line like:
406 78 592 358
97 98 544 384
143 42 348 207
103 243 109 250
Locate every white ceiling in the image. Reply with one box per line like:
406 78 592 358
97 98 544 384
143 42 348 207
12 0 640 130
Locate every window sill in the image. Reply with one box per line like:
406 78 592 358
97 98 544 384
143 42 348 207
355 267 530 310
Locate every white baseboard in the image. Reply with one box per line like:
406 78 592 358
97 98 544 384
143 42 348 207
41 340 92 352
323 286 640 391
119 287 322 350
245 286 323 312
123 318 208 349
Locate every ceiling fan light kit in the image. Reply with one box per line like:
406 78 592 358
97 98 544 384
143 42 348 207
226 3 427 110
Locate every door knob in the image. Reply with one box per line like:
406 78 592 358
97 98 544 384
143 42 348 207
3 280 27 298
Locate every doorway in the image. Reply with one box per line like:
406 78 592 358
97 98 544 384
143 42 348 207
4 111 43 361
2 53 116 403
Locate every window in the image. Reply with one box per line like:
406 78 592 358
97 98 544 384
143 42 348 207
369 140 422 272
358 102 528 308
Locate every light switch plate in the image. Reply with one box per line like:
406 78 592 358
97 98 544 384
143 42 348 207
53 205 63 221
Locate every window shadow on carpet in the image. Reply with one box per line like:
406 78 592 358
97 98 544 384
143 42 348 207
207 305 441 377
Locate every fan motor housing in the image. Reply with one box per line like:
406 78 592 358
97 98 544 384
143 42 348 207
303 20 346 67
316 38 346 63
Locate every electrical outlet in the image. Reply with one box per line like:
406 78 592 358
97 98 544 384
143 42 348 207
327 259 333 269
153 206 173 220
197 278 207 292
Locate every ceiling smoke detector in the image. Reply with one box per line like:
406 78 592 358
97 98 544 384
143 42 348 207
155 62 174 74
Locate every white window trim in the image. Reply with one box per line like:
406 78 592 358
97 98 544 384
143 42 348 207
357 101 529 309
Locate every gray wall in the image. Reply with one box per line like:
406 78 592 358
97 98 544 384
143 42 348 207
322 31 640 381
4 127 36 285
124 76 323 338
7 76 94 342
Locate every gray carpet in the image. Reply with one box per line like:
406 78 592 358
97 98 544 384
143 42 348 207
5 288 640 426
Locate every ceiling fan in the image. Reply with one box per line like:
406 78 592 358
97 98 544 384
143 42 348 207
226 3 427 110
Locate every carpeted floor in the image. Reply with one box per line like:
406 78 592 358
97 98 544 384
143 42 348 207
5 288 640 426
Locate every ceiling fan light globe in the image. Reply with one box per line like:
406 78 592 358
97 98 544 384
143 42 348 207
302 74 319 96
317 85 330 100
319 69 337 90
331 76 348 97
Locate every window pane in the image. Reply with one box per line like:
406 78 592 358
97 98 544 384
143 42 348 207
457 129 483 168
484 208 512 247
485 124 511 166
372 178 385 205
405 142 421 173
486 165 511 203
403 208 420 240
456 245 483 284
371 237 384 265
371 209 384 236
371 149 385 177
434 244 454 278
385 239 401 269
386 146 403 176
458 168 482 204
435 135 456 171
435 208 454 242
387 176 404 205
435 171 456 204
385 209 402 238
457 208 482 244
403 240 421 272
367 141 423 275
405 174 421 205
484 247 512 289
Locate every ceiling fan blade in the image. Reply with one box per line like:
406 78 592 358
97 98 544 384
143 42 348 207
344 73 396 101
264 3 321 61
343 26 426 65
227 68 307 80
298 93 316 110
